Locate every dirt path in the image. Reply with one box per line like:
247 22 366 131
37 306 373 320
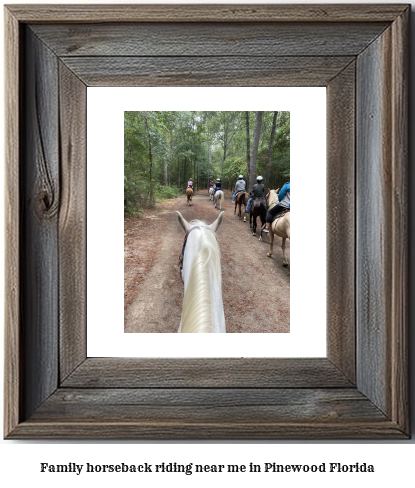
125 190 290 333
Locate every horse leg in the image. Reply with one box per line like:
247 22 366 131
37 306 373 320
267 228 274 257
252 215 257 236
281 237 288 267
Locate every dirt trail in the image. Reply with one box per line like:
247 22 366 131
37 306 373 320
125 190 289 333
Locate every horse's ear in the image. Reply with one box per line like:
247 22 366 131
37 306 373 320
209 211 225 233
176 211 191 233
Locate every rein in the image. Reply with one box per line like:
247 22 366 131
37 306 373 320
178 226 216 283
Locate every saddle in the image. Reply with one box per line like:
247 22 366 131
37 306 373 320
271 208 290 223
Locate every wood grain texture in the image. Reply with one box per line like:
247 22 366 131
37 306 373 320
31 22 388 57
7 421 406 440
6 4 409 23
355 24 409 420
60 56 354 87
389 8 409 432
58 63 87 382
21 28 60 420
326 62 356 383
32 388 386 423
355 16 409 429
4 6 21 438
62 358 352 388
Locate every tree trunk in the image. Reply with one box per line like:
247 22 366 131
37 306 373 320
193 158 196 190
163 159 167 186
264 111 278 191
245 111 251 181
207 139 211 191
169 128 174 185
249 111 263 191
144 116 155 207
197 156 200 191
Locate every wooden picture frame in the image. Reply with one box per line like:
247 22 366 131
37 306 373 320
4 4 409 439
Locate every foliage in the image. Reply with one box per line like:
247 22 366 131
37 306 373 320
124 111 290 214
154 185 181 200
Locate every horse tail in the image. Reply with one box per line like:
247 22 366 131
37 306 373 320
220 191 224 203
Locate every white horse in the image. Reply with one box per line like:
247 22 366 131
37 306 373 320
209 186 215 200
214 190 224 210
176 211 226 333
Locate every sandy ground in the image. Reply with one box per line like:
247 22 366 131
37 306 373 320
125 189 290 333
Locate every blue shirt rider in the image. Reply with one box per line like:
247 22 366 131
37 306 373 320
214 178 222 194
262 182 290 233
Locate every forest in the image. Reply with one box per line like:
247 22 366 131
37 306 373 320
124 111 290 215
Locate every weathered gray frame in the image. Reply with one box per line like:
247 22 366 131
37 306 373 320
4 4 409 439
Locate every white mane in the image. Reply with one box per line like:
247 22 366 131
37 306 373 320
180 220 225 333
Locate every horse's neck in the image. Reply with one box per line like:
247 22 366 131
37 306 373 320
268 192 278 209
181 229 225 333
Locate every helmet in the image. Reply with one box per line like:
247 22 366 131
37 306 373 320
257 175 263 181
216 178 221 182
238 175 243 179
190 178 192 180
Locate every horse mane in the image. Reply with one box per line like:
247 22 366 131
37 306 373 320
181 222 223 333
267 189 279 208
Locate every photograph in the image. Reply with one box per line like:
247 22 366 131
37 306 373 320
124 111 290 333
2 0 411 444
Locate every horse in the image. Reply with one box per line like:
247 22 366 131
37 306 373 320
234 191 249 220
249 198 266 236
209 186 215 200
186 187 194 206
176 210 226 333
214 190 224 210
261 189 290 267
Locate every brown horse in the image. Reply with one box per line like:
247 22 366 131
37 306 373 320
234 191 249 220
249 198 266 236
186 187 194 206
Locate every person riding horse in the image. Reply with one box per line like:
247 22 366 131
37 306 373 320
262 182 290 233
214 178 222 194
187 178 193 190
245 176 265 212
232 175 246 202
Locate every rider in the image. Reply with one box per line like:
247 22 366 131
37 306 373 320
245 176 265 213
262 181 290 233
187 178 193 190
214 178 222 194
232 175 246 202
